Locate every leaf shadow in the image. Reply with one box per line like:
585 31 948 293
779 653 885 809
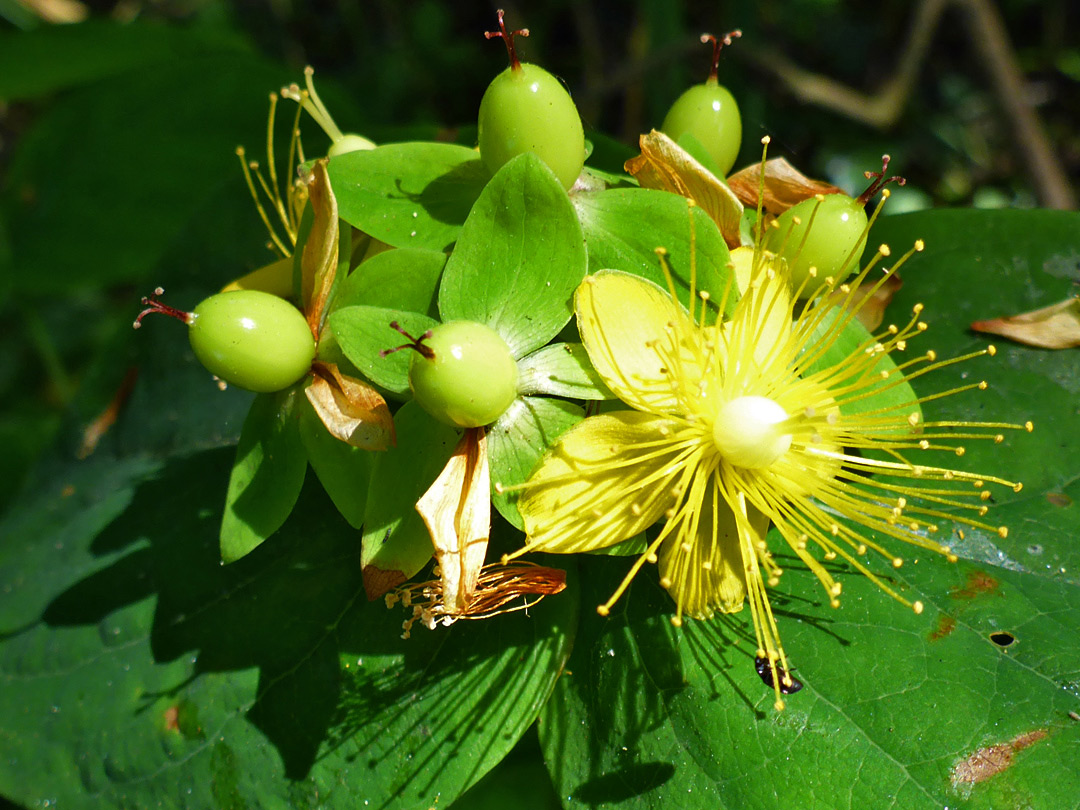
38 446 574 804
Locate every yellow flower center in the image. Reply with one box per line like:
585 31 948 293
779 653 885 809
712 395 792 469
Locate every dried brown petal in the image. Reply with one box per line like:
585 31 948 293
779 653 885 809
416 428 490 614
971 297 1080 349
391 562 567 638
302 159 341 334
826 272 904 332
727 157 843 214
305 362 394 450
624 130 744 248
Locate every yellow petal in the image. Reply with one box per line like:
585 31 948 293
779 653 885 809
576 271 700 413
658 474 747 618
416 428 490 614
519 411 691 554
726 264 793 374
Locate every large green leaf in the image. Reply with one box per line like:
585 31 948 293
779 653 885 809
438 154 588 358
541 555 1080 810
538 209 1080 809
327 142 489 251
0 445 577 809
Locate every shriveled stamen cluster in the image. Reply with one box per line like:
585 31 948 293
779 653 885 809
387 562 567 639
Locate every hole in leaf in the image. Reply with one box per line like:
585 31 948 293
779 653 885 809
990 631 1016 647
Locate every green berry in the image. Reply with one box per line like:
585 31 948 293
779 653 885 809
134 288 315 393
765 156 906 294
661 31 742 176
408 321 518 428
478 10 585 190
766 193 868 293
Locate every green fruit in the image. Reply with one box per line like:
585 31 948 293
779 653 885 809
765 193 868 294
478 62 585 190
661 79 742 176
478 11 584 190
189 290 315 393
408 321 518 428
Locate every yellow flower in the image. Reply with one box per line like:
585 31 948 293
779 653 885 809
502 232 1031 709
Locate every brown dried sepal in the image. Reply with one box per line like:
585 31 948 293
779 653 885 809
388 562 567 638
970 296 1080 350
301 159 341 334
826 272 904 332
305 361 395 450
415 428 491 615
726 157 844 215
624 130 744 248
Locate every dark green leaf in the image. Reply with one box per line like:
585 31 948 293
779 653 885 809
573 187 735 318
220 389 307 563
488 396 583 529
327 142 488 251
361 401 459 588
516 343 614 400
297 398 373 530
541 554 1080 810
3 55 291 295
328 305 439 396
0 444 577 809
439 153 588 358
333 246 447 316
0 20 250 100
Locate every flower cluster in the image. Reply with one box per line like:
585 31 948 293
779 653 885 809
503 198 1031 708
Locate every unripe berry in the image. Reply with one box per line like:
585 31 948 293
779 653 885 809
135 288 315 393
405 320 518 428
477 10 585 190
765 155 906 294
661 31 742 176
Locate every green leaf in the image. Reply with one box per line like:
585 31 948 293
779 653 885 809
360 401 459 590
332 246 446 316
488 396 583 529
0 443 577 809
328 305 439 396
541 554 1080 810
439 153 588 358
573 187 735 318
327 142 488 251
516 342 615 400
297 399 373 530
799 304 920 426
220 389 307 563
